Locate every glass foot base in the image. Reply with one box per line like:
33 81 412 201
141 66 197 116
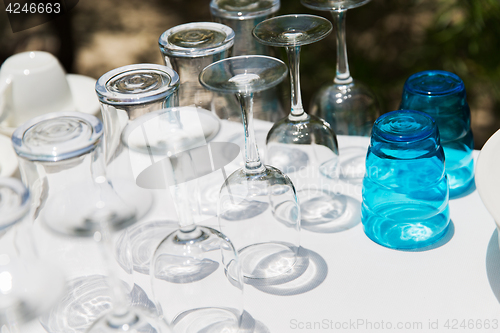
115 220 178 275
40 275 155 333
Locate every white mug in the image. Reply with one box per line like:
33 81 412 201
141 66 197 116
0 51 74 131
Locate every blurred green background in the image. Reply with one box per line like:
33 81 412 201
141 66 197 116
1 0 499 148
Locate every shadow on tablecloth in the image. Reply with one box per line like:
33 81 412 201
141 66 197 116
246 247 328 296
301 195 361 233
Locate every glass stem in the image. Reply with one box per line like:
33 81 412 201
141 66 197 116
286 46 306 119
136 119 198 237
332 10 353 84
172 182 197 233
237 92 264 174
169 155 200 238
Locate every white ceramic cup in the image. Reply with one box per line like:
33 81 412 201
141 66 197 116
0 51 74 130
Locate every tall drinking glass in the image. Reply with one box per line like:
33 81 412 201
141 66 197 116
399 70 474 198
361 110 450 249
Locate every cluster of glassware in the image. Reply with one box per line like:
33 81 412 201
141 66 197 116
0 0 477 331
361 70 474 250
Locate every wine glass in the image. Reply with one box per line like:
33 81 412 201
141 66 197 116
301 0 380 137
121 107 244 333
200 55 304 282
12 112 161 333
0 177 65 331
253 14 347 226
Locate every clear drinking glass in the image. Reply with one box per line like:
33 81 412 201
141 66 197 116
210 0 285 122
253 14 346 226
95 63 180 164
12 111 161 333
159 22 239 123
399 70 474 198
361 110 450 250
200 55 304 282
121 108 244 333
11 111 151 236
301 0 380 137
96 64 179 236
0 177 65 330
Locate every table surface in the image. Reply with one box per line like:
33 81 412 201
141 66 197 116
19 118 500 333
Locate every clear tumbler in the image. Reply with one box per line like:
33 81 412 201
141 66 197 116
95 63 180 164
159 22 238 120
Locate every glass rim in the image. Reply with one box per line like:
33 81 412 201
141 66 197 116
0 177 30 230
252 14 333 47
404 70 465 97
95 64 180 105
373 109 437 143
210 0 280 19
159 22 235 58
12 111 103 162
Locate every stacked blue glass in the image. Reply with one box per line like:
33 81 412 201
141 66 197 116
400 70 474 198
361 110 450 250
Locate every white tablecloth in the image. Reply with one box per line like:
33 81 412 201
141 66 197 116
25 118 500 333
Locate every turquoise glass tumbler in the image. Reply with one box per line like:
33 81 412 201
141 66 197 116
400 70 474 198
361 110 450 250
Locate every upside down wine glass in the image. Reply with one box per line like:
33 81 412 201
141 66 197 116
200 55 303 281
121 107 244 333
301 0 380 137
253 15 346 226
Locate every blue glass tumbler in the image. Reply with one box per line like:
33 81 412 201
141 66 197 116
361 110 450 250
400 70 474 198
